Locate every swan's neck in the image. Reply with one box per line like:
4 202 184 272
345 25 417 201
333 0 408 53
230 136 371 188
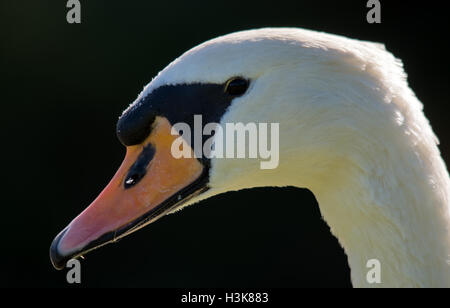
208 111 450 287
309 137 450 287
210 97 450 287
207 130 450 287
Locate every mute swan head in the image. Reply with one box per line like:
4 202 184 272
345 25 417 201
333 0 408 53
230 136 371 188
50 28 450 287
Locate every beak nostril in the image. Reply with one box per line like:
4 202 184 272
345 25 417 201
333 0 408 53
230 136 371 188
124 172 144 188
124 143 156 189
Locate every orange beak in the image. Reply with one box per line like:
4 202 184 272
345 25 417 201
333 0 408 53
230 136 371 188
50 117 206 269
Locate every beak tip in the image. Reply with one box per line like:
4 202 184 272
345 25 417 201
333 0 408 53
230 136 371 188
49 227 70 270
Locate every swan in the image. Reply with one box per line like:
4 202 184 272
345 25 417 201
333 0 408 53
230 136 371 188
50 28 450 287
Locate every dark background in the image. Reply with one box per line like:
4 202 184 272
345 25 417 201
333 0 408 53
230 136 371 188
1 1 449 288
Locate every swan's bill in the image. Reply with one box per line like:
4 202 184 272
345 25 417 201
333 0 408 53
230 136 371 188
50 117 208 270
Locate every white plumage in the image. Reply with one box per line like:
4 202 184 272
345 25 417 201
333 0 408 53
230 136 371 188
132 28 450 287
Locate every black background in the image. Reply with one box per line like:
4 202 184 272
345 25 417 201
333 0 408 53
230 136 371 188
1 1 449 287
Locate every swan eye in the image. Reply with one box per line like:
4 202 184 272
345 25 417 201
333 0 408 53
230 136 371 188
224 77 249 96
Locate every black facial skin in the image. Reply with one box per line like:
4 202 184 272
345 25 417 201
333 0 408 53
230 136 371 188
50 78 250 270
116 79 250 159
